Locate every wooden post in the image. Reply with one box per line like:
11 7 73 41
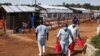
3 14 6 34
67 13 69 24
13 16 15 33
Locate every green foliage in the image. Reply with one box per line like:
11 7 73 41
62 3 100 10
95 50 100 56
0 3 12 5
91 34 100 49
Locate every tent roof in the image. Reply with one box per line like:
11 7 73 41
1 5 35 13
9 6 22 12
71 7 91 13
23 6 35 12
71 7 86 11
39 5 73 13
2 5 14 13
40 5 69 9
40 5 68 9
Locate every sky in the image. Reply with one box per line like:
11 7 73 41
0 0 100 6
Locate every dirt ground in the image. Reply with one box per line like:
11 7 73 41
0 21 98 56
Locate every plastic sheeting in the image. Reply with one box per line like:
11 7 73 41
40 5 73 13
1 5 35 13
71 7 91 13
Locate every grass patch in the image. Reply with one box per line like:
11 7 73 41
95 50 100 56
91 34 100 49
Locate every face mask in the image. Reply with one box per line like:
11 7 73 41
64 27 67 31
73 24 76 28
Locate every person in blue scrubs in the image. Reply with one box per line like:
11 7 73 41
29 14 35 28
57 24 74 56
35 21 49 56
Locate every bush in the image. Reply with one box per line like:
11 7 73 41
95 50 100 56
91 34 100 49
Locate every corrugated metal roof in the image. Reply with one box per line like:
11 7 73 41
1 5 35 13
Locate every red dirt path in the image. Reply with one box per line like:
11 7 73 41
0 21 98 56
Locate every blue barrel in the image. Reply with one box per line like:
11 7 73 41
16 27 22 33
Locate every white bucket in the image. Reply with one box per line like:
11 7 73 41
97 26 100 35
97 19 100 24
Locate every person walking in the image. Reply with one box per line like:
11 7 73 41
35 21 49 56
72 16 79 25
97 15 100 24
57 24 74 56
68 23 80 55
29 14 35 28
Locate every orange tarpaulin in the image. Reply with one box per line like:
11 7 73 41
0 20 5 29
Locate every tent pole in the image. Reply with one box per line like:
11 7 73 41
3 14 6 34
13 16 15 33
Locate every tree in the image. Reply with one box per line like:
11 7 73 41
65 3 69 7
83 3 91 9
0 3 12 5
70 3 75 7
62 3 100 10
76 3 81 8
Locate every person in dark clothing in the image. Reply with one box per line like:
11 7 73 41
97 15 100 24
72 16 79 25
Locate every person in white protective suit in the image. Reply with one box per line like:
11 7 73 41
68 23 80 56
57 24 74 56
35 21 49 56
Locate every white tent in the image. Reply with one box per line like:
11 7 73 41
91 10 100 18
71 7 91 13
1 5 35 13
39 5 73 13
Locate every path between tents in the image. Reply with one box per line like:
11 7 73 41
0 21 97 56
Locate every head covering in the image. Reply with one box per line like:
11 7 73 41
64 24 68 27
63 24 68 31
